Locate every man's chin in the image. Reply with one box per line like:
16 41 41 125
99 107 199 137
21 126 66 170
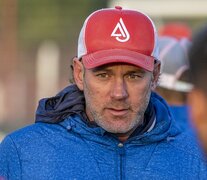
102 123 135 134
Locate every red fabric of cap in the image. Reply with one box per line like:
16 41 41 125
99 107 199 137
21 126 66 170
159 23 192 40
78 7 158 71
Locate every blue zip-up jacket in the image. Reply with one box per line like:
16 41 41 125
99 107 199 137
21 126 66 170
0 85 207 180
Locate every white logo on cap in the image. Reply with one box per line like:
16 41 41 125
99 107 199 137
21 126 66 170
111 18 130 42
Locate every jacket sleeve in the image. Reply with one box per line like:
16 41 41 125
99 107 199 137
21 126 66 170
0 135 21 180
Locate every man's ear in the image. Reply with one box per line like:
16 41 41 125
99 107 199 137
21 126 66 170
73 57 84 91
151 60 161 90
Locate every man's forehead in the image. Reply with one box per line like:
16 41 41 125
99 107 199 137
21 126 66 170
90 62 146 72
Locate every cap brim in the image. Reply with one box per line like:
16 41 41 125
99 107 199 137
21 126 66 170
82 49 154 71
159 81 193 92
159 73 193 92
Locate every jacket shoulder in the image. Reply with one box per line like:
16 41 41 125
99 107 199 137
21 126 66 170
2 122 63 146
169 131 206 160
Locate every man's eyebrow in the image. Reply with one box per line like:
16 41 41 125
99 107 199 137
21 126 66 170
126 69 146 74
91 65 111 72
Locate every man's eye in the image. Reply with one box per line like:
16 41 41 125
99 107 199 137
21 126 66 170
96 73 109 78
127 73 142 79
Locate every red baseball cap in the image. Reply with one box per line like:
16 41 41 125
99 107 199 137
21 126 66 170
159 22 192 40
78 6 159 71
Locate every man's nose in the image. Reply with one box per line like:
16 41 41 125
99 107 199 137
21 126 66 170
110 78 128 100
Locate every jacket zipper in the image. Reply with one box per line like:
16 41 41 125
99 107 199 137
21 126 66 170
118 143 125 180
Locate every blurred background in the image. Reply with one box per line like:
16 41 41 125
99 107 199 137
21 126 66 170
0 0 207 140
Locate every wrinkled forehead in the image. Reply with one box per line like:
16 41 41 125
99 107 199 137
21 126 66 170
88 62 147 72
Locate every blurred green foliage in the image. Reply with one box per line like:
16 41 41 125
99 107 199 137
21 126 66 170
18 0 107 47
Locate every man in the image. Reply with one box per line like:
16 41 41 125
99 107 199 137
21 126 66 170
0 7 207 180
156 36 193 131
188 25 207 155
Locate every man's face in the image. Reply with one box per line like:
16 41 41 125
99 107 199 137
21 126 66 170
74 60 159 140
188 89 207 155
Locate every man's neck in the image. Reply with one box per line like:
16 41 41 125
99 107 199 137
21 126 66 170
115 126 138 142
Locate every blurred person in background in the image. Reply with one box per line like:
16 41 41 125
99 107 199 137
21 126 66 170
0 7 207 180
188 25 207 155
156 36 193 132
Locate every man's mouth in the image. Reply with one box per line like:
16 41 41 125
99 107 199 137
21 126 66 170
106 108 129 116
